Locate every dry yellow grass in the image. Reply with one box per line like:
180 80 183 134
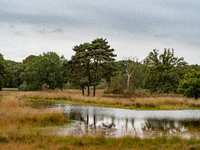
10 89 200 110
0 93 68 142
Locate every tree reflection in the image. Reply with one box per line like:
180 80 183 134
64 105 200 138
141 119 200 132
102 117 115 129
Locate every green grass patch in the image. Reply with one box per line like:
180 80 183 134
17 90 200 110
2 128 200 149
2 88 18 91
23 98 200 111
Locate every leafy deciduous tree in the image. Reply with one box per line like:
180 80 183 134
20 52 63 91
177 70 200 99
143 49 187 94
0 54 12 90
22 55 37 64
5 60 25 88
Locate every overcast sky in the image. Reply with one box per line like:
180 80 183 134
0 0 200 64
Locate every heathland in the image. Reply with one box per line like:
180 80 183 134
0 90 200 150
14 89 200 110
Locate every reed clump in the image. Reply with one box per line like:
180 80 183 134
0 96 69 142
0 98 68 126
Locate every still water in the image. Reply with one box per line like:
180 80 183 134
46 104 200 138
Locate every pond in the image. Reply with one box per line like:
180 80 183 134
43 104 200 139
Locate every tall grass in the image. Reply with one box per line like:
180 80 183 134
13 90 200 110
0 95 68 142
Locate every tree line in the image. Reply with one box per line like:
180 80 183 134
1 38 200 99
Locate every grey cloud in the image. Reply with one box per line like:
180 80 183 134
0 0 200 64
1 0 200 36
51 28 63 33
14 31 22 36
1 12 71 26
36 28 64 34
37 28 46 34
9 24 15 28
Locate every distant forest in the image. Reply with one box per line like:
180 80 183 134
1 38 200 99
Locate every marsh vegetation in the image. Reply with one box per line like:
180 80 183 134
15 89 200 110
0 91 200 149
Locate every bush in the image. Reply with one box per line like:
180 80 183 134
65 82 71 89
18 84 25 91
96 79 108 89
177 70 200 99
112 88 124 94
42 83 49 91
109 73 126 94
0 135 10 143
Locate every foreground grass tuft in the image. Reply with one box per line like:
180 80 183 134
1 134 199 150
0 94 69 143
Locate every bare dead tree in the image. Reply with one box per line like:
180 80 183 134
124 57 143 92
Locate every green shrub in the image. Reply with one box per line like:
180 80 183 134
0 135 10 143
109 73 126 94
42 83 49 91
177 70 200 99
96 79 108 89
112 88 124 94
136 103 141 108
38 143 46 148
73 139 85 146
18 84 25 91
65 82 71 89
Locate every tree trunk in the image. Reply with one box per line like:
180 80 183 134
93 75 97 97
87 79 90 96
127 74 131 91
82 88 84 95
125 57 138 92
93 84 96 96
195 93 198 100
87 62 90 96
94 115 96 129
93 62 98 97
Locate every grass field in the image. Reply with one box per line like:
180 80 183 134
0 90 200 150
10 89 200 110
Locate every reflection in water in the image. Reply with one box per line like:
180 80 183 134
141 119 200 139
48 104 200 138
